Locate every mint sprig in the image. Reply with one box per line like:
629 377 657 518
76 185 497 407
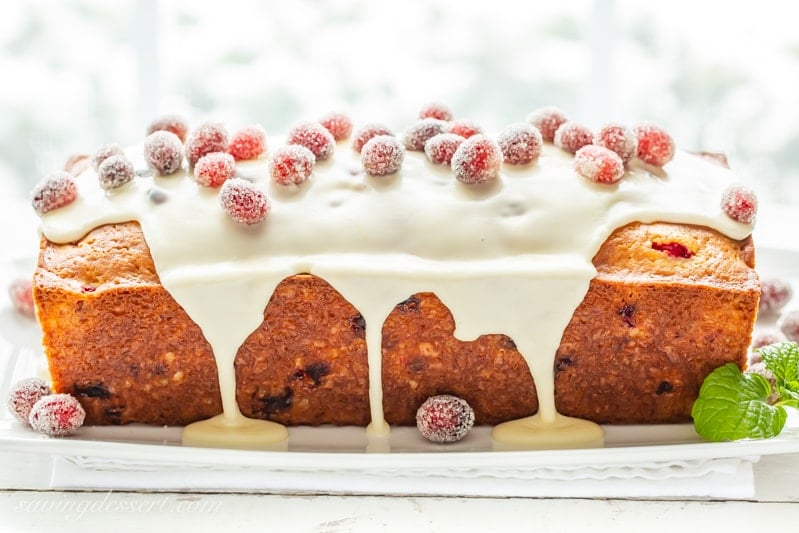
692 341 799 441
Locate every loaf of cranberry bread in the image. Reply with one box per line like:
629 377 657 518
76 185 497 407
34 220 758 426
30 110 760 433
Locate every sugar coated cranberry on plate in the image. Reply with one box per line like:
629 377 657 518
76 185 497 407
448 119 482 139
286 121 336 161
352 123 394 153
574 145 624 184
269 144 316 185
97 154 135 190
220 177 270 225
144 130 184 175
31 172 78 214
778 310 799 342
497 123 543 165
185 122 229 167
418 102 453 121
361 135 405 176
403 118 448 151
319 112 353 141
596 122 638 163
416 394 475 443
759 277 793 315
29 393 85 436
451 134 503 184
634 123 675 166
146 114 189 143
8 278 35 317
720 184 758 224
227 125 267 161
91 144 125 171
527 106 568 142
6 377 51 425
424 133 464 165
194 152 236 187
554 122 595 154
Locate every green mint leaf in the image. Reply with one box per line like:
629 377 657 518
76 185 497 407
692 363 787 441
760 341 799 386
777 387 799 409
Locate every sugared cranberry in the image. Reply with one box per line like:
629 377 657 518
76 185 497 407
424 133 464 165
147 114 189 143
448 119 482 139
720 185 758 224
6 378 51 425
144 130 184 175
497 123 543 165
352 123 394 153
91 144 124 171
220 178 270 225
97 155 135 190
31 172 78 214
269 145 316 185
651 241 694 259
554 122 595 154
418 102 453 121
451 135 503 184
286 122 335 161
573 145 624 184
194 152 236 187
527 106 568 142
227 125 266 161
403 119 448 151
319 112 353 141
778 310 799 342
8 278 35 317
29 394 85 436
596 123 638 163
759 278 793 315
634 123 675 166
185 122 229 167
416 394 475 443
361 135 405 176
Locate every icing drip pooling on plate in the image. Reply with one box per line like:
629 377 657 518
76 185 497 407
38 136 753 450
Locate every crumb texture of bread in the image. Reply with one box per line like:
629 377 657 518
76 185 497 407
33 220 759 426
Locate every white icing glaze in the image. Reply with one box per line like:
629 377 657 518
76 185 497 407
38 139 753 450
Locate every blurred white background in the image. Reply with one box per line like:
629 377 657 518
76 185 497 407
2 0 799 206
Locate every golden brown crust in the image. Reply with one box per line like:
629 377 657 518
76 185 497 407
33 220 759 426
